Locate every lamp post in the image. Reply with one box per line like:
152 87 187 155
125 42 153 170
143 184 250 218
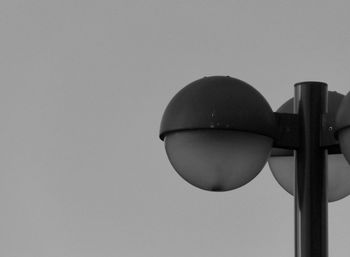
294 83 328 257
159 76 350 257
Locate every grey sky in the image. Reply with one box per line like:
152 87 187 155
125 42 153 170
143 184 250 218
1 1 350 256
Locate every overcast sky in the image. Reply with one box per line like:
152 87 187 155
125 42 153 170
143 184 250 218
1 1 350 256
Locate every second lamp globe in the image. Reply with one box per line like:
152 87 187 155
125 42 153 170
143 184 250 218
269 91 350 202
160 76 275 191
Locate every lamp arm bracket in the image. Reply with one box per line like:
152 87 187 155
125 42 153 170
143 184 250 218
272 112 299 149
272 113 340 152
320 113 340 153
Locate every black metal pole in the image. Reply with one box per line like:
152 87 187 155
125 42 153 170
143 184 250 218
294 82 328 257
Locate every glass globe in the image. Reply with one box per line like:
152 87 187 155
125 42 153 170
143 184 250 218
339 128 350 165
268 153 350 202
164 130 273 191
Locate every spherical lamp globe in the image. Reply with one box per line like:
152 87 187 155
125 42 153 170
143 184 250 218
160 76 275 191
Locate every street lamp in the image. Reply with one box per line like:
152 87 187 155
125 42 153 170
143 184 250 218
159 76 350 257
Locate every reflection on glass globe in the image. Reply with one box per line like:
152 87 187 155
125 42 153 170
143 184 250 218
268 153 350 202
268 155 294 196
164 130 273 191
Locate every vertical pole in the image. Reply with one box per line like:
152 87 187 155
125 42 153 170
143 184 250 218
294 82 328 257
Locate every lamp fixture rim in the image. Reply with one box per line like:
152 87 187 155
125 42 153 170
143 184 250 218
160 128 274 141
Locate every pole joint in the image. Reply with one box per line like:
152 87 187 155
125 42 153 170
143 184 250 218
320 113 341 154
